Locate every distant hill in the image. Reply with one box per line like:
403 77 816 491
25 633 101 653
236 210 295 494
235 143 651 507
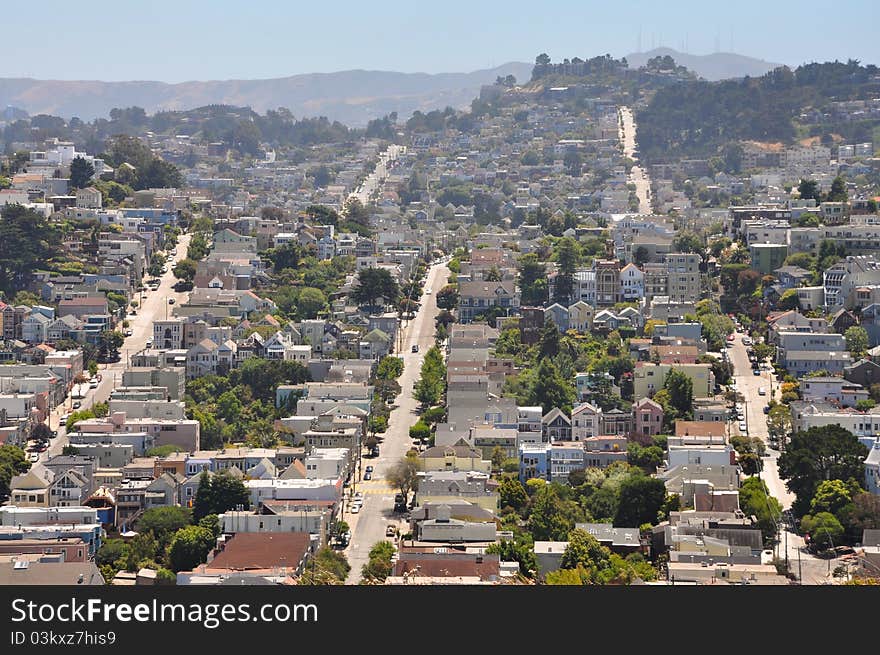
625 47 784 81
0 63 534 126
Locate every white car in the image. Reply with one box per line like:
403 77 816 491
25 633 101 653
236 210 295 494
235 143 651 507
425 288 431 295
758 387 767 396
28 452 40 463
738 422 748 432
350 505 361 514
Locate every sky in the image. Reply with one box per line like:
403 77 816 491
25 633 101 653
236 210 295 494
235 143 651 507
3 0 878 82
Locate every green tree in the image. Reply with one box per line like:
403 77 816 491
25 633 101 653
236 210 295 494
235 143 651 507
0 445 29 499
435 284 459 310
486 537 537 577
560 528 610 570
801 512 845 550
525 358 576 414
351 267 400 308
798 178 821 202
663 369 693 420
192 471 250 522
69 156 95 189
300 547 351 584
672 230 705 255
845 326 869 357
739 477 782 546
137 506 193 549
296 286 327 319
518 253 548 306
528 484 583 541
614 475 666 527
172 258 197 284
499 476 528 511
553 237 581 304
778 425 868 516
826 175 848 202
376 355 404 380
168 525 215 572
810 479 856 519
767 405 792 444
408 421 430 442
0 204 62 298
361 541 395 583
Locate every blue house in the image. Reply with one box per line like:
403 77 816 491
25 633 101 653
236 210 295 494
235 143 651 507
519 444 549 483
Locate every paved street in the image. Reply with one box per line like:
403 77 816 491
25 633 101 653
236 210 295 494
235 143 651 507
345 261 449 584
727 330 834 583
43 233 192 460
619 106 652 215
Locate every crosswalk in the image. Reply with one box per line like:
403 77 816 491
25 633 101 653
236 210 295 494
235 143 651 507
351 480 395 495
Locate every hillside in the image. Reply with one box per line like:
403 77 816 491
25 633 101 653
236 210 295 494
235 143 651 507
624 47 783 81
0 63 533 126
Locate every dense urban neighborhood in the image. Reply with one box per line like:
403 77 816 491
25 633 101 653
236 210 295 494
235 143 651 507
3 52 880 588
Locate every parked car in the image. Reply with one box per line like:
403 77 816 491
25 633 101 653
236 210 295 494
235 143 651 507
411 344 419 353
758 387 767 396
350 505 360 514
72 401 81 409
28 452 40 463
386 525 397 537
363 471 372 480
738 421 748 432
365 465 373 473
168 298 175 305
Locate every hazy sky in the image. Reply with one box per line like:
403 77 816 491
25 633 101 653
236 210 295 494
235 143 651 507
3 0 877 82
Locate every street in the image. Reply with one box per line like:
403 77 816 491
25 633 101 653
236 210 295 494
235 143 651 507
727 330 833 583
344 260 449 583
619 106 652 215
43 233 192 460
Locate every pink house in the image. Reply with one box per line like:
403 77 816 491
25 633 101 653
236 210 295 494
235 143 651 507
633 397 664 439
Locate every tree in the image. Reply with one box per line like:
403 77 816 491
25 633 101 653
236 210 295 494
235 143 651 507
663 369 693 420
672 230 705 255
518 253 548 306
168 525 215 572
553 237 580 304
801 512 845 551
810 479 856 519
626 443 664 473
614 475 666 527
499 476 528 512
633 246 651 266
300 547 351 584
0 445 29 500
777 288 800 310
414 345 445 406
767 405 792 444
296 287 327 319
845 326 869 357
376 355 404 380
435 284 459 310
851 492 880 531
408 421 430 442
778 425 868 516
361 541 395 583
69 156 95 189
538 320 560 359
137 506 192 550
486 538 537 577
172 258 197 284
525 358 576 415
798 178 821 202
826 175 848 203
739 477 782 546
192 471 250 522
528 484 583 541
560 529 610 570
351 268 400 308
386 455 419 501
29 423 52 442
0 204 62 298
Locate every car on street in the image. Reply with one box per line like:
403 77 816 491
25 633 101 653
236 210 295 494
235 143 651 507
742 336 752 345
424 288 431 295
28 452 40 463
738 421 748 432
72 401 81 409
146 339 153 348
350 505 360 514
411 344 419 353
753 368 761 375
386 525 397 537
758 387 767 395
363 471 372 480
168 298 175 304
89 380 98 389
365 465 373 473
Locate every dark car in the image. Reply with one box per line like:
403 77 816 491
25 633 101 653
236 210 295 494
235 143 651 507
363 471 372 480
753 368 761 375
411 344 419 353
365 465 374 473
